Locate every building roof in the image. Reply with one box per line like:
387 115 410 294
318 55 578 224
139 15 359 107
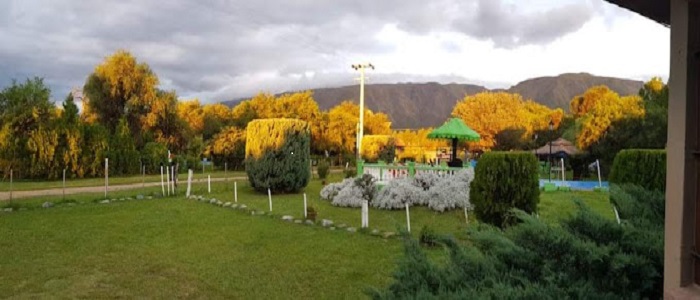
533 138 581 156
604 0 670 26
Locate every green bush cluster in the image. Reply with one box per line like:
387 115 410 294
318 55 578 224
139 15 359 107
245 119 310 193
470 152 539 227
371 185 664 299
609 149 666 191
316 159 330 180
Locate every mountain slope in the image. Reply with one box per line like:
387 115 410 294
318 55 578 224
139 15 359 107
223 73 643 129
507 73 643 109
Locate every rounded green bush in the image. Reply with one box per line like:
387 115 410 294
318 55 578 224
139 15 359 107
470 151 540 227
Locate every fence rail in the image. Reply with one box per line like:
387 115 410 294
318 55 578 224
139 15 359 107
357 160 471 184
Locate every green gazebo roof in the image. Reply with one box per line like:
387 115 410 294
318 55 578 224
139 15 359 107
427 118 480 141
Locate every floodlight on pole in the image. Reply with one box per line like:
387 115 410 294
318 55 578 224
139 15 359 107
351 63 374 160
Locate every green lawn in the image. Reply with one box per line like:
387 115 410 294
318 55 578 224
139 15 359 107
0 170 246 192
0 175 613 298
0 198 402 298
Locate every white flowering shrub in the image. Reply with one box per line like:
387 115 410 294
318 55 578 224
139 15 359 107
412 172 441 190
331 184 366 207
427 169 475 212
321 175 377 208
373 179 426 210
320 178 354 201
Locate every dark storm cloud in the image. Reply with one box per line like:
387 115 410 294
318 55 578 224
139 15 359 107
0 0 599 103
452 0 594 47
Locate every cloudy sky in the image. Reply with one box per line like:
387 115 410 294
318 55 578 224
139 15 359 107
0 0 669 104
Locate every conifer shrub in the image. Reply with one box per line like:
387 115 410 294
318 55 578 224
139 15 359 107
244 119 310 193
370 184 664 299
470 151 539 227
609 149 666 191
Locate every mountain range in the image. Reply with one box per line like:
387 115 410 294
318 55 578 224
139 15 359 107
222 73 643 129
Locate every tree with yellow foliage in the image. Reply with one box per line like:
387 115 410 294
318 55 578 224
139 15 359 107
322 101 393 155
573 86 645 149
177 99 205 135
392 128 448 162
82 50 159 138
206 126 246 169
452 92 563 151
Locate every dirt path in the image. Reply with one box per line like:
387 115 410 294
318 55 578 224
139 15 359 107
0 177 247 201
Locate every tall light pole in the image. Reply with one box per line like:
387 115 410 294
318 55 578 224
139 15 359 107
352 63 374 160
548 120 554 182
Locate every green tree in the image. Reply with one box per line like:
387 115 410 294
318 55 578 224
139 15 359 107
82 50 159 143
0 78 55 176
107 118 140 175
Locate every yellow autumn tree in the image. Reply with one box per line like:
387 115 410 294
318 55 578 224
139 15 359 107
205 126 246 167
177 99 205 134
360 135 394 162
83 50 159 136
322 101 393 154
452 92 563 151
574 86 645 149
392 128 448 163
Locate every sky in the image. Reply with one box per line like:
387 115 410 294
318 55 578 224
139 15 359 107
0 0 670 104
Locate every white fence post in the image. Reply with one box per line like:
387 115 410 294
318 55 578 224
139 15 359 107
234 181 238 203
268 188 272 212
62 168 66 200
9 168 13 202
166 165 170 196
104 158 108 199
303 193 307 218
171 165 175 195
208 175 211 194
596 159 603 188
160 166 165 196
405 203 411 233
186 169 192 197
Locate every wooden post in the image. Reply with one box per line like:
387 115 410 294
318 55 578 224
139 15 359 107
208 175 211 194
303 193 307 218
405 203 411 233
268 188 272 212
464 207 469 224
234 181 238 203
186 169 192 197
9 168 12 203
560 158 566 186
170 166 175 196
166 164 170 196
224 162 228 186
104 158 108 199
62 168 66 200
160 165 165 196
596 159 602 188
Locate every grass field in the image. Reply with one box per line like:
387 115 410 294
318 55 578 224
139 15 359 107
0 175 613 298
0 170 246 192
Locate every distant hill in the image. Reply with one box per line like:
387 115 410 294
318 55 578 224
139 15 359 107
506 73 643 110
222 73 643 129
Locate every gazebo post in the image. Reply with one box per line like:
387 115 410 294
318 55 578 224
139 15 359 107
451 139 458 162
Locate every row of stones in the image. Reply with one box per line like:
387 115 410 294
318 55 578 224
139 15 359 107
187 194 398 239
0 194 157 213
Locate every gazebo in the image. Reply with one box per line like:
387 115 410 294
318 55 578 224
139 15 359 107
533 138 580 157
427 118 480 165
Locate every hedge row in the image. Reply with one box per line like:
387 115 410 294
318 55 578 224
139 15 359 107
609 149 666 191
